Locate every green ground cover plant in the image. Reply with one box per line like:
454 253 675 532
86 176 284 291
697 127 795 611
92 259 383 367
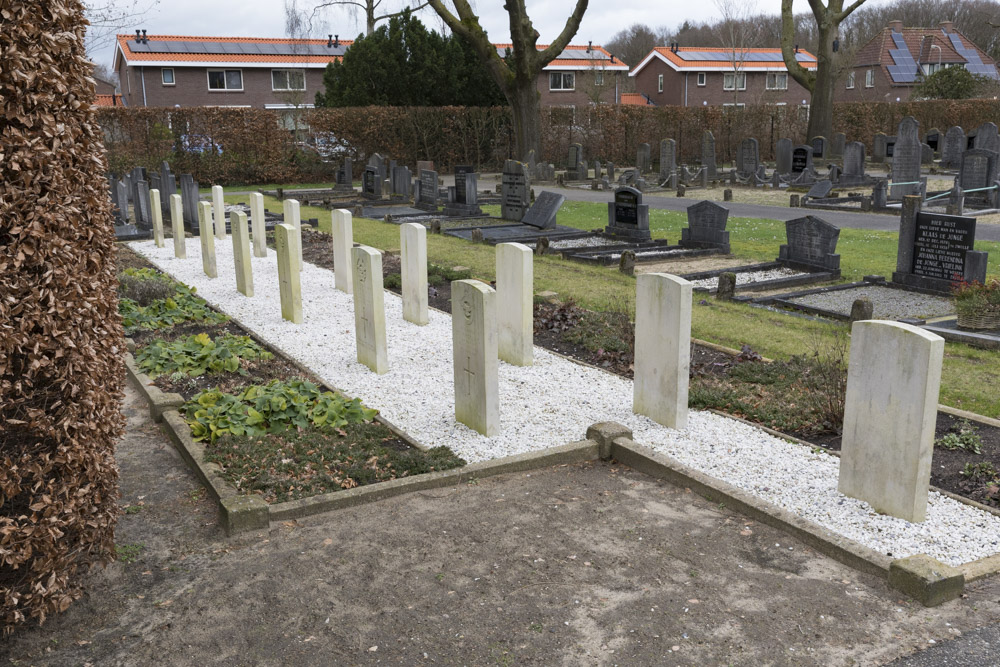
118 268 228 334
135 333 272 380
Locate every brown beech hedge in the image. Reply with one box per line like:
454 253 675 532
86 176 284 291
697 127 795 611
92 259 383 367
1 0 125 632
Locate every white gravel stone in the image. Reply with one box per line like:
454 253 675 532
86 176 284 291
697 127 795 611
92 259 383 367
789 285 954 320
543 237 621 250
688 267 805 288
129 239 1000 566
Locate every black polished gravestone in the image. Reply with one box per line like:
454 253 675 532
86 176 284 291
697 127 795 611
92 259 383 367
414 168 438 211
335 158 354 191
500 159 530 222
521 191 565 229
776 138 793 175
442 165 482 216
135 180 152 229
893 200 989 293
605 186 651 241
179 174 200 228
362 166 384 200
791 145 812 174
680 200 730 253
778 215 841 275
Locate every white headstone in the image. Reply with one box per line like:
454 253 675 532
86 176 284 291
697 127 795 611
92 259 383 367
496 242 533 366
169 194 185 258
283 199 303 271
212 185 226 239
400 223 428 325
839 321 944 522
351 246 389 374
231 211 253 297
250 192 267 258
197 202 217 278
150 188 165 247
633 273 692 429
333 209 353 294
452 279 499 436
275 223 303 324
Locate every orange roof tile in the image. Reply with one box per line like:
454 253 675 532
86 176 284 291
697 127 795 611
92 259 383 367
115 34 354 67
632 46 817 75
620 93 650 106
94 93 121 107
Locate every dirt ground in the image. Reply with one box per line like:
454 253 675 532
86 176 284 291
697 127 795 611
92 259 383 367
4 384 1000 666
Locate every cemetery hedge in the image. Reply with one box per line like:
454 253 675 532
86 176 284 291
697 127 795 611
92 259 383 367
2 0 125 632
100 99 1000 184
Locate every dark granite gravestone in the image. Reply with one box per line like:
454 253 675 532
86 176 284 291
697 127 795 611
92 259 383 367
453 166 473 205
701 131 717 179
941 127 965 169
832 132 846 158
791 145 812 174
659 138 676 181
391 165 411 198
873 133 888 162
605 186 650 240
335 158 354 190
179 174 199 227
806 179 833 199
135 180 152 229
362 166 383 200
501 159 530 221
891 117 920 199
115 180 129 223
415 169 437 210
893 204 988 293
776 138 793 175
974 122 1000 153
637 142 651 173
841 142 866 186
885 136 897 158
811 136 827 159
967 131 977 150
737 137 760 178
443 166 481 216
680 200 730 253
521 191 565 229
567 143 585 180
958 149 999 205
925 129 940 153
778 215 841 274
149 173 161 194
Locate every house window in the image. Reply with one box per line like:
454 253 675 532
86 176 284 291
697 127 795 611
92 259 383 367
161 68 175 85
595 71 605 86
697 72 706 86
272 69 306 91
658 73 664 93
549 72 575 91
766 72 787 90
208 69 243 91
722 102 746 109
846 71 855 89
865 69 875 87
723 72 746 91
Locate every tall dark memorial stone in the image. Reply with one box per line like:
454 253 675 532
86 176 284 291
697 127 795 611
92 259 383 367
680 200 730 253
701 131 717 179
737 137 759 178
443 165 481 216
501 160 530 221
335 158 354 192
791 145 813 174
776 138 793 175
362 166 383 200
605 186 650 240
891 117 921 199
811 136 827 159
415 169 437 210
179 174 199 229
893 198 989 293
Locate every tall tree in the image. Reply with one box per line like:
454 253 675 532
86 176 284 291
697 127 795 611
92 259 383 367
299 0 430 36
715 0 761 105
781 0 869 141
426 0 589 160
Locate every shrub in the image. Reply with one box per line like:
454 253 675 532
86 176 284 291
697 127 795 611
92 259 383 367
135 333 272 379
953 279 1000 317
118 269 229 334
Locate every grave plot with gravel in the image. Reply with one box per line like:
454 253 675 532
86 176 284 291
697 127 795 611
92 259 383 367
786 285 955 321
687 267 805 289
129 238 1000 567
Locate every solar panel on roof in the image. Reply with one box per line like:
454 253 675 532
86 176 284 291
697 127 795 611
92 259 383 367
887 32 919 83
948 33 1000 80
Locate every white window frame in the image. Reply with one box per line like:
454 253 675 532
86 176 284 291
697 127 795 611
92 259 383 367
594 71 605 86
697 72 706 86
722 102 746 109
161 68 175 86
865 69 875 88
846 71 855 89
271 68 306 92
658 73 664 93
723 72 746 91
207 69 244 92
549 72 575 91
766 72 788 90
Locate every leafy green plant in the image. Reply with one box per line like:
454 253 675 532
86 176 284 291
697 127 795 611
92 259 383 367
135 333 272 379
115 543 144 564
953 279 1000 317
427 263 471 287
961 462 997 481
184 378 378 442
118 268 229 334
935 418 983 454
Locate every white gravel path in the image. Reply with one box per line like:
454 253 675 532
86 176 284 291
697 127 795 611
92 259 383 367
789 285 955 320
129 239 1000 566
688 267 805 288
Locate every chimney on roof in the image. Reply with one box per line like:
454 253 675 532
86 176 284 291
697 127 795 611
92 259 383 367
794 44 799 53
327 34 333 47
610 54 616 63
940 20 954 34
587 40 592 53
335 34 340 47
135 29 141 42
889 20 903 33
141 29 147 43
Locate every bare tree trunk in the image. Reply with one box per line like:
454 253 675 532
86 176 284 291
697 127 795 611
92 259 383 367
506 80 542 159
808 23 836 141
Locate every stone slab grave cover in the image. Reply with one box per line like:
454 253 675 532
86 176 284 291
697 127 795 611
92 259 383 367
633 273 692 429
521 191 565 230
958 148 999 205
941 126 965 169
352 245 388 374
778 215 841 274
841 142 866 186
452 279 499 437
680 200 730 253
806 179 833 199
637 142 651 173
501 159 530 222
891 117 921 199
415 168 438 211
737 137 759 178
839 320 944 522
791 145 813 174
776 138 793 175
275 223 302 324
179 174 199 228
811 136 827 160
605 186 651 241
660 138 677 181
400 223 428 326
231 210 253 297
701 131 717 179
496 243 533 366
893 203 988 293
362 166 383 200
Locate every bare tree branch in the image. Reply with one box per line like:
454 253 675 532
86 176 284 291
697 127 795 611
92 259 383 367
537 0 589 66
780 0 815 92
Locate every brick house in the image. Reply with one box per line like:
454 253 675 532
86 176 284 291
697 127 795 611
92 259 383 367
493 43 629 107
629 46 817 108
837 21 999 103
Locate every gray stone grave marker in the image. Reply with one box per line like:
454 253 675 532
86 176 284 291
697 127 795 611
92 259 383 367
521 191 565 229
179 174 199 227
942 126 965 168
701 131 717 179
391 165 411 198
832 132 846 157
778 215 841 273
806 179 833 199
567 143 585 179
737 137 759 178
660 138 676 181
637 142 651 173
776 138 793 175
974 122 999 153
680 200 730 253
958 148 999 205
873 133 888 162
135 180 152 229
841 142 866 186
811 136 827 159
415 169 438 211
501 160 530 221
891 117 921 199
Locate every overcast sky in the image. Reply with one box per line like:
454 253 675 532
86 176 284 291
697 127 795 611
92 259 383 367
93 0 864 70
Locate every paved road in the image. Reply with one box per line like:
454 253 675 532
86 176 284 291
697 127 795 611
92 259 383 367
886 623 1000 666
554 187 1000 242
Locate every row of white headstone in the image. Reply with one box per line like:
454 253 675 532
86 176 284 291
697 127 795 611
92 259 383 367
148 189 946 524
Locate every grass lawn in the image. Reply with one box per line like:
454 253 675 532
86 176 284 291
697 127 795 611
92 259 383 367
221 192 1000 418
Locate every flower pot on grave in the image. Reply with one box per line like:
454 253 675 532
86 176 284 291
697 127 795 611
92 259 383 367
956 311 1000 331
